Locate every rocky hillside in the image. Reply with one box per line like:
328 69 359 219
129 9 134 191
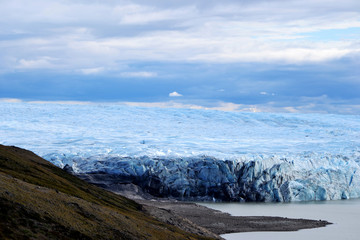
0 144 214 240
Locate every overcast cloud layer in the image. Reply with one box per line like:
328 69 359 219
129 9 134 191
1 0 360 114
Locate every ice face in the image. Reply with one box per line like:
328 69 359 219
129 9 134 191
1 102 360 201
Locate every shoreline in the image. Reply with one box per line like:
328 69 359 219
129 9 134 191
110 185 331 239
139 199 331 236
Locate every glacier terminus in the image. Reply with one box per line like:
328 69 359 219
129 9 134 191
1 102 360 202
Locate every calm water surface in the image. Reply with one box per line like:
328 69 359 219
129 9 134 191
201 198 360 240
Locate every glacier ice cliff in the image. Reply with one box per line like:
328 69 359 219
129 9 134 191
1 102 360 202
52 152 360 202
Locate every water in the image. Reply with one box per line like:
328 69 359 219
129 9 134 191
201 199 360 240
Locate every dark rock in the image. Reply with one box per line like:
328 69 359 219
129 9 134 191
63 164 74 174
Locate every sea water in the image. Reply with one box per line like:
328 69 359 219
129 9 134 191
202 198 360 240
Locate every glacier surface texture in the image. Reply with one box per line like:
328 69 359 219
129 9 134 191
1 102 360 202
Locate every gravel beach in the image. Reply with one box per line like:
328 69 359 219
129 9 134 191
111 184 331 239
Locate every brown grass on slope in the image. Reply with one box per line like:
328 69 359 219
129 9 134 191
0 144 214 240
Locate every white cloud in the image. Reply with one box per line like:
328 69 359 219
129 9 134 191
120 100 359 114
169 91 183 97
28 100 91 105
0 98 22 103
17 57 56 69
1 0 360 71
121 101 243 111
121 71 157 77
119 6 197 25
122 101 203 109
80 67 104 75
3 98 360 114
210 102 242 111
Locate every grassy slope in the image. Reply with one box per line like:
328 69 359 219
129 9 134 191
0 144 213 240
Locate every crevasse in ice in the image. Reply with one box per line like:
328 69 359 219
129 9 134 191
1 102 360 201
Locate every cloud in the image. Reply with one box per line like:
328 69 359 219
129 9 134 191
122 101 203 109
2 98 360 115
1 0 360 114
0 98 23 103
80 67 104 75
120 71 157 78
17 57 56 69
28 100 91 105
113 101 242 111
1 0 360 73
119 5 197 25
260 92 276 96
169 91 183 97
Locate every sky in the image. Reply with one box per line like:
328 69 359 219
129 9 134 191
0 0 360 114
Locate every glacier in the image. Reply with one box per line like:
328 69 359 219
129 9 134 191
1 101 360 202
